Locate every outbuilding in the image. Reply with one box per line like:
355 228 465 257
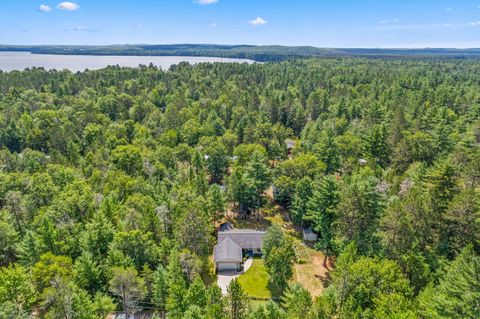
303 227 318 242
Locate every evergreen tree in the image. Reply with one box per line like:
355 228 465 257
152 264 168 312
282 284 313 319
74 252 103 294
205 285 226 319
264 235 295 293
186 276 207 309
290 177 313 226
305 175 339 265
418 246 480 319
315 129 340 174
336 171 384 255
166 253 188 319
226 279 248 319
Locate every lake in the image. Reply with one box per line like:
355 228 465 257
0 51 254 72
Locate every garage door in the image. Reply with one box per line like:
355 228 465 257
217 262 238 271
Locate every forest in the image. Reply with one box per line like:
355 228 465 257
0 57 479 319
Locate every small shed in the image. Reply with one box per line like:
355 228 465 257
303 227 318 242
285 139 296 151
214 237 243 271
219 222 234 232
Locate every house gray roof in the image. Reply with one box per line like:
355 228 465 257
218 229 265 250
214 237 242 262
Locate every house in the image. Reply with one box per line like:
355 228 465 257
214 227 265 271
303 227 318 242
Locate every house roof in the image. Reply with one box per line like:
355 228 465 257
218 229 265 250
214 237 242 262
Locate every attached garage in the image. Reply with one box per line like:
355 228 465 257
217 262 239 271
214 237 242 272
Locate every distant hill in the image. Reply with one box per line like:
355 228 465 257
2 44 480 61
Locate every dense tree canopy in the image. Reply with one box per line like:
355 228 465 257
0 57 479 318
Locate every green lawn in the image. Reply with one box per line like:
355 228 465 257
237 258 271 299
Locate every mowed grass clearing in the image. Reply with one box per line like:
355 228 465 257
237 258 271 299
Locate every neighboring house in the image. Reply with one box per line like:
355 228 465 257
214 226 266 271
303 227 318 242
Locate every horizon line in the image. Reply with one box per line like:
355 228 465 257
2 43 480 50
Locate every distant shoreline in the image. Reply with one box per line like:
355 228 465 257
3 44 480 62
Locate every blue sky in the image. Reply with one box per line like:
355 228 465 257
2 0 480 48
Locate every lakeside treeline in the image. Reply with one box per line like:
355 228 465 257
3 44 480 61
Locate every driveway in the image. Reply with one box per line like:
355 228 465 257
217 257 253 295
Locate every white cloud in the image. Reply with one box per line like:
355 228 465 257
73 26 96 32
57 2 80 11
380 18 400 24
38 4 52 12
469 21 480 26
209 22 217 27
248 17 267 26
194 0 218 5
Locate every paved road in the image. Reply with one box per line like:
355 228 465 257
217 257 253 295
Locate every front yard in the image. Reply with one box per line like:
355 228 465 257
237 258 271 299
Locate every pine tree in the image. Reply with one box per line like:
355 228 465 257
424 158 459 214
186 276 207 309
282 284 313 319
336 172 384 255
166 252 188 319
208 184 226 224
74 252 103 294
418 246 480 319
315 129 340 174
152 264 168 312
17 230 40 266
226 279 248 319
306 175 339 266
363 124 390 168
290 177 313 226
264 238 295 293
205 285 226 319
245 151 271 216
